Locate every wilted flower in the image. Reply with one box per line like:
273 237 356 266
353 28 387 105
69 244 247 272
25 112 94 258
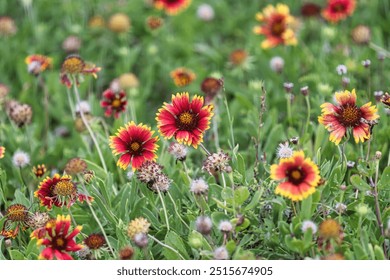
269 56 284 73
25 55 52 75
60 54 101 88
190 178 209 195
64 157 87 175
301 220 318 234
6 100 33 127
202 150 231 175
146 16 164 30
62 35 82 53
0 16 17 36
195 216 212 235
276 142 294 159
26 212 50 230
108 13 131 33
119 246 134 260
127 217 150 240
168 142 188 161
12 150 30 168
213 246 229 260
197 4 215 21
200 77 223 104
83 170 95 184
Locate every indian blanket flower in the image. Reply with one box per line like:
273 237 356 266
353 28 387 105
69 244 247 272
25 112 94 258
381 92 390 108
0 146 4 159
100 88 127 118
35 215 83 260
32 164 47 178
318 89 379 145
156 92 213 148
34 174 93 209
322 0 356 23
25 54 52 75
170 67 196 87
84 233 106 250
270 151 321 201
60 54 101 88
253 4 297 49
154 0 191 15
110 121 159 170
1 204 29 239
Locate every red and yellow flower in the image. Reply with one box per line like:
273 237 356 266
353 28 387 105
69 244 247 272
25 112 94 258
253 4 297 49
381 92 390 108
154 0 191 15
32 164 47 178
170 67 196 87
1 203 29 239
25 54 52 75
35 215 83 260
60 54 101 88
271 151 321 201
156 92 213 148
34 174 93 209
100 88 127 118
109 121 159 170
0 146 4 159
318 89 379 145
322 0 355 23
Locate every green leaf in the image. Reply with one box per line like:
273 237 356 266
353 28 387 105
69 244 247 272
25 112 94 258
163 231 189 260
374 245 385 260
243 189 263 211
300 195 313 220
377 166 390 191
93 195 118 225
14 189 30 206
9 250 25 260
236 153 246 182
235 218 250 232
234 187 250 205
225 240 236 255
350 175 370 191
211 212 229 226
352 241 368 260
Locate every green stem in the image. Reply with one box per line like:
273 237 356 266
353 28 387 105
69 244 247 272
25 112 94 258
304 96 311 136
148 234 185 260
223 96 235 151
286 94 292 127
167 192 190 230
157 188 170 232
71 78 107 173
212 103 220 150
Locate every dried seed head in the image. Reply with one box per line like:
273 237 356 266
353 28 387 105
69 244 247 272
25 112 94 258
6 100 33 127
149 173 171 193
197 4 215 21
137 161 164 184
195 216 212 235
0 17 17 36
168 142 188 161
127 217 150 240
190 178 209 195
12 150 30 168
351 25 371 45
119 246 134 260
213 246 229 260
26 212 50 229
202 150 231 175
83 170 95 184
301 220 317 234
62 35 82 53
270 56 284 73
108 13 131 33
218 220 233 233
64 157 88 175
133 233 149 248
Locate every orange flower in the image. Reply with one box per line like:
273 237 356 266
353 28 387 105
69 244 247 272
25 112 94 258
253 4 297 49
0 146 4 159
60 54 101 88
170 67 196 87
322 0 355 23
154 0 191 15
35 174 93 209
270 151 321 201
25 54 52 75
36 215 83 260
318 89 379 145
156 92 213 148
109 122 159 170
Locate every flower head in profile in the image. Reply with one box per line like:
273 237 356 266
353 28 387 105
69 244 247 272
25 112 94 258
35 215 83 260
270 151 321 201
154 0 191 15
200 77 223 104
318 89 379 145
1 204 29 239
253 4 297 49
0 146 5 159
34 174 93 209
170 67 196 87
100 88 127 118
25 55 52 75
322 0 356 23
156 92 213 148
109 122 159 170
381 92 390 108
32 164 47 178
60 54 101 88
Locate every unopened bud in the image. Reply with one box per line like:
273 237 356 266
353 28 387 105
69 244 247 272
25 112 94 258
300 86 309 96
375 151 382 160
339 184 347 191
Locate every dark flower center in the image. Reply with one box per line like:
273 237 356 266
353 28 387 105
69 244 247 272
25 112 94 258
340 105 361 126
53 237 66 250
332 3 346 13
177 111 198 131
7 204 28 222
270 16 286 36
85 234 105 249
287 168 305 185
130 142 141 153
